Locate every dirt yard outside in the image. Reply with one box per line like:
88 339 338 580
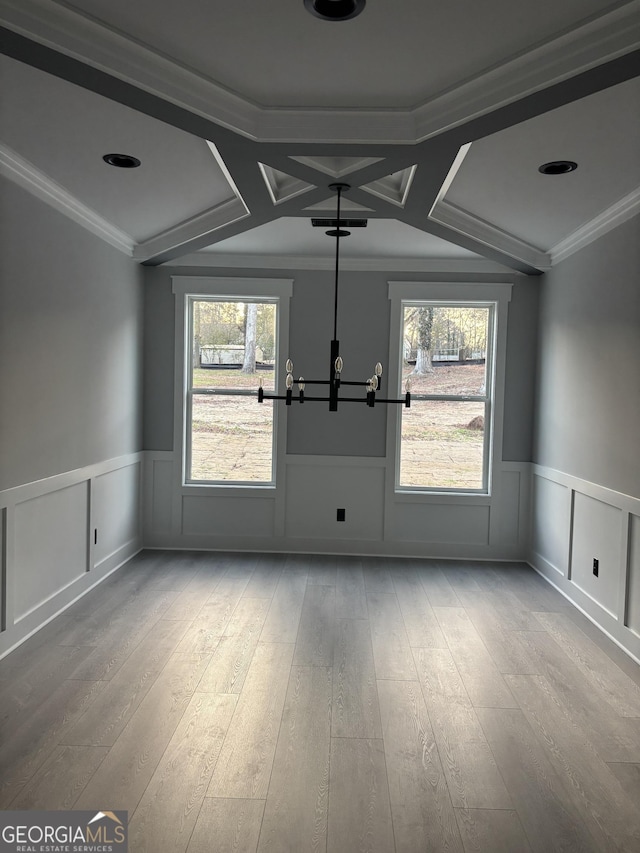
190 364 486 488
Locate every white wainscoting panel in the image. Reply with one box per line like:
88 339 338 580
496 469 522 546
627 513 640 637
13 482 88 621
570 492 623 618
285 462 384 541
529 464 640 664
390 502 490 546
151 459 174 532
531 473 570 576
182 495 275 538
93 461 141 568
0 453 143 659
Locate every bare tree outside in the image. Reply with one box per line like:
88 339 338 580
242 302 258 373
410 306 435 374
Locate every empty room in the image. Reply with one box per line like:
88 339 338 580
1 1 639 851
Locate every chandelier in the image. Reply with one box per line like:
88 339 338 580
258 183 411 411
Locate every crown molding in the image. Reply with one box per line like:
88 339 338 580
161 252 514 274
429 198 552 271
133 198 251 262
0 0 259 137
2 0 638 144
550 187 640 264
413 2 640 141
0 143 134 254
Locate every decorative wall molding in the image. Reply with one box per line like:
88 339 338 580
0 144 135 255
0 453 143 659
413 2 640 142
550 187 640 264
429 198 552 271
161 253 516 274
133 197 250 262
2 0 638 144
529 463 640 664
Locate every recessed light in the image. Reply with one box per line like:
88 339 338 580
304 0 366 21
103 153 141 168
538 160 578 175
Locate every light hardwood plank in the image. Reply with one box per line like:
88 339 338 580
501 564 572 612
433 607 517 708
415 561 461 607
362 556 396 593
465 604 541 674
0 679 106 807
293 584 336 667
161 570 223 620
67 591 181 681
176 576 249 654
564 608 640 688
378 678 464 853
367 591 417 680
477 707 602 853
327 738 395 853
413 647 485 745
10 745 108 809
187 798 264 853
257 666 332 853
308 553 338 586
515 629 640 762
129 693 237 853
243 554 283 598
335 558 367 620
506 673 640 851
332 618 382 739
74 653 210 812
438 740 512 809
260 572 307 644
391 566 447 648
198 598 270 693
207 642 295 799
607 761 640 802
0 644 93 731
220 551 260 579
454 808 532 853
533 611 640 717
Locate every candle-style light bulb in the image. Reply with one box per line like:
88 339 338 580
285 358 293 374
298 376 305 391
286 373 294 389
259 376 264 388
371 375 379 391
405 377 412 393
334 356 343 374
375 362 383 377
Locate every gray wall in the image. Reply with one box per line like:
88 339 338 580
533 215 640 498
0 177 144 491
143 265 538 461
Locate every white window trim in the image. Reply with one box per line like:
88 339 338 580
172 276 293 496
386 281 512 501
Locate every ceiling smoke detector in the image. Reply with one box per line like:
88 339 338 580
538 160 578 175
304 0 366 21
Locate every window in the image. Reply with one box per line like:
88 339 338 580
398 302 494 491
388 282 510 496
173 277 292 488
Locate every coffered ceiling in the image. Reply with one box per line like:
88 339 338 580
1 0 639 274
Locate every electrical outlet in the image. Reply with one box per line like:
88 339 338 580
94 528 98 545
593 557 599 577
337 508 346 522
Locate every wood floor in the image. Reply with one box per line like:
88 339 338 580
1 551 640 852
